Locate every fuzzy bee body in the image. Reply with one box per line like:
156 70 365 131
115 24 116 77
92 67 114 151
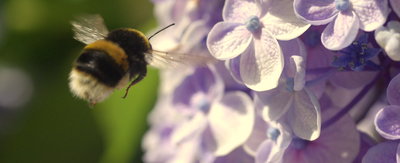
69 15 212 105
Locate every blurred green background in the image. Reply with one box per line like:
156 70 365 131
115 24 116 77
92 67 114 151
0 0 159 162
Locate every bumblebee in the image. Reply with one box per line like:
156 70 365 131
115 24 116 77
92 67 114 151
69 15 210 105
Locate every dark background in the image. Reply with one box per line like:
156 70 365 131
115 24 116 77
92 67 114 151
0 0 158 162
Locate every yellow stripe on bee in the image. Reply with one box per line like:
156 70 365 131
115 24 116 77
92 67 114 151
84 40 129 71
125 28 151 50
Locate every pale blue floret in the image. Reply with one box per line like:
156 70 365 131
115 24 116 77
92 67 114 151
197 98 211 113
267 128 281 141
335 0 350 12
245 16 261 32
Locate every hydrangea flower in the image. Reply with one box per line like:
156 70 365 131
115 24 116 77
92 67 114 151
254 39 321 141
375 21 400 61
294 0 390 50
144 0 400 162
207 0 310 91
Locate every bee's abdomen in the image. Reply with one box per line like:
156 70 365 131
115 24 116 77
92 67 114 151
75 49 125 87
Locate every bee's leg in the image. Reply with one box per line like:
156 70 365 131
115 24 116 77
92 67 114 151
122 66 147 98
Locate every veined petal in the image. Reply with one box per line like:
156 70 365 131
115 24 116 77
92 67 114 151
321 11 359 50
255 86 293 122
352 0 390 31
262 0 310 40
387 73 400 105
207 22 252 60
294 0 338 25
240 29 283 91
287 88 321 141
375 106 400 140
208 91 254 156
391 0 400 17
223 0 261 23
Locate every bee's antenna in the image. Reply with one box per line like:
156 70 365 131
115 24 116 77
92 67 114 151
148 23 175 40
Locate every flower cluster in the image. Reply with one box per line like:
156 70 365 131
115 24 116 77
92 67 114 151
143 0 400 162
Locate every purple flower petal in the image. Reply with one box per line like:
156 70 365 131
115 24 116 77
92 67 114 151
293 0 338 25
283 114 359 163
397 143 400 162
243 114 269 156
391 0 400 17
261 0 310 40
352 0 390 31
321 11 360 50
353 132 376 163
171 112 208 145
255 85 293 122
208 91 254 156
214 146 255 163
223 0 260 23
387 74 400 105
240 29 283 91
375 106 400 140
207 22 252 59
287 88 321 141
362 141 399 163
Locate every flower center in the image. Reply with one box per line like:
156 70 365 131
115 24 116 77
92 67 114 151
196 97 211 113
292 138 309 150
335 0 350 12
245 16 261 32
267 128 280 141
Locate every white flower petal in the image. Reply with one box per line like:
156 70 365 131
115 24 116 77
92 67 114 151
170 112 208 145
208 91 255 156
287 88 321 141
223 0 261 22
255 86 294 122
207 22 252 60
261 0 310 40
352 0 390 31
243 114 269 156
375 21 400 61
240 29 284 91
321 11 360 50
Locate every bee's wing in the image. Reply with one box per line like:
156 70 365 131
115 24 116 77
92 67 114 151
145 50 216 69
71 14 109 44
